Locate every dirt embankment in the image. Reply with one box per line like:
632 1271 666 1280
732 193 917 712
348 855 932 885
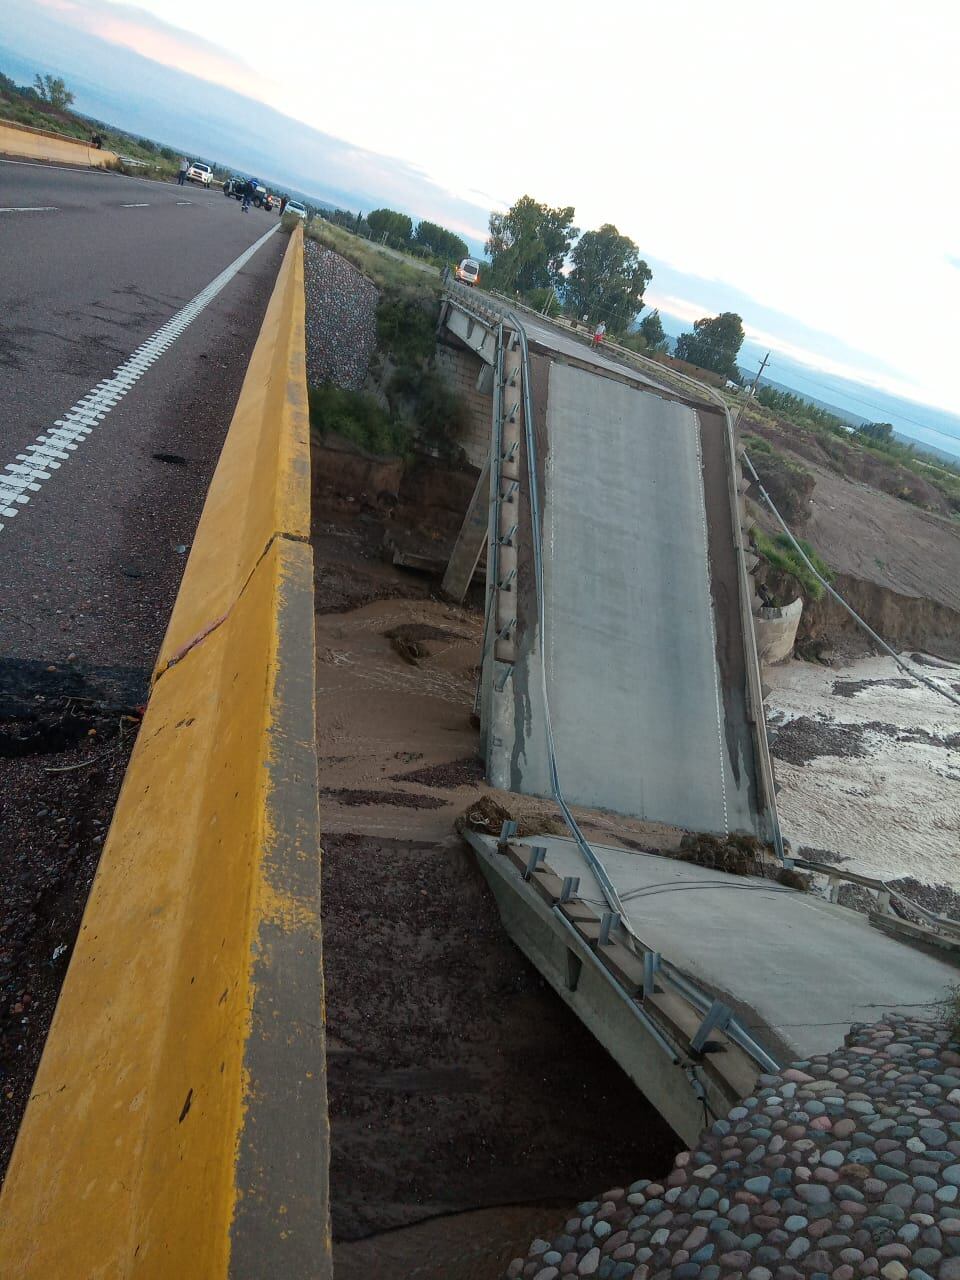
745 420 960 659
800 570 960 661
746 414 959 517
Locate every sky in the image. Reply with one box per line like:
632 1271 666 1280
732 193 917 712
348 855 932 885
5 0 960 444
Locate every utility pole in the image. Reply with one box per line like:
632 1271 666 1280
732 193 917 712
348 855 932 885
750 351 770 397
733 351 770 432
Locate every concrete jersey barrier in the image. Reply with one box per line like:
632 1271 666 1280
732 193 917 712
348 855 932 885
0 226 331 1278
0 118 119 168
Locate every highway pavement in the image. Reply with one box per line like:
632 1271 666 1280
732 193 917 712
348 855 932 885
520 312 670 391
0 162 287 691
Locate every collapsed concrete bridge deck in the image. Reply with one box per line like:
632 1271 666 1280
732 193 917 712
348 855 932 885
439 284 953 1146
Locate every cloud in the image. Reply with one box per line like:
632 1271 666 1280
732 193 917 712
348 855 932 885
8 0 960 429
35 0 276 100
649 288 945 413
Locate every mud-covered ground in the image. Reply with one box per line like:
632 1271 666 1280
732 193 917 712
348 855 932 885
766 653 960 889
308 497 683 1275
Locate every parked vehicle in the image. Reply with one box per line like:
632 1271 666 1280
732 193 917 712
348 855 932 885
223 176 273 209
285 200 308 220
186 162 212 186
455 257 480 286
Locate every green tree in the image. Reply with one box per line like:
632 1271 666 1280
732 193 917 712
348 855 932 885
414 220 468 263
33 74 75 111
367 208 413 247
638 309 667 351
485 195 578 294
563 225 652 333
674 312 745 380
856 421 894 447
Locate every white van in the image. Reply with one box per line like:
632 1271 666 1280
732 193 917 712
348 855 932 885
455 258 480 286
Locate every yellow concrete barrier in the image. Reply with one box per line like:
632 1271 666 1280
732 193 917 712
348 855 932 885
0 226 331 1278
0 119 118 168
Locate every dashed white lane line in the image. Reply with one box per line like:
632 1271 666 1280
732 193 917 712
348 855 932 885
0 222 278 533
0 206 58 213
121 202 150 208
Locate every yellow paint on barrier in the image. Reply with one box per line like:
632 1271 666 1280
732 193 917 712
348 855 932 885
0 226 330 1277
0 120 118 168
155 225 311 671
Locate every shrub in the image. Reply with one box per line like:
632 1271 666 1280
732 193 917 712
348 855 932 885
308 385 410 457
375 288 437 367
752 528 833 601
741 433 772 455
747 444 815 524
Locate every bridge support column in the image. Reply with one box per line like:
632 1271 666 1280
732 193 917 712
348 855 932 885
441 458 489 601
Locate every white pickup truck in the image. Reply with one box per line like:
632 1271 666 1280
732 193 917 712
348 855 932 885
186 162 212 186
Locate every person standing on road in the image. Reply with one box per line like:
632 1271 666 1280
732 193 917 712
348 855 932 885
279 195 288 217
241 178 254 212
592 320 607 349
177 157 188 186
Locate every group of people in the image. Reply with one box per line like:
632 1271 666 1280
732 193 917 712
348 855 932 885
174 157 291 216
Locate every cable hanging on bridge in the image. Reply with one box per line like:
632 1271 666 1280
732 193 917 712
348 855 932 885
740 451 960 710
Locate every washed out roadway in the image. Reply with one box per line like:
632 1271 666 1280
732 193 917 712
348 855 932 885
493 359 761 836
0 162 286 679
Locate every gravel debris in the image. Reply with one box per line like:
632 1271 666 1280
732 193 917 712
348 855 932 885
770 715 869 765
507 1015 960 1279
832 677 915 698
303 239 378 391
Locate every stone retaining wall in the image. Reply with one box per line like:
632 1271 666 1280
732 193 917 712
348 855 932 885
435 341 493 468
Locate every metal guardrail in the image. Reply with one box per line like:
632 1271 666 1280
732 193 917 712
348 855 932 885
797 859 960 939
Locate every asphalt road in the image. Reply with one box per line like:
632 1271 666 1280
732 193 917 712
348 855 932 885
520 313 669 390
0 162 287 688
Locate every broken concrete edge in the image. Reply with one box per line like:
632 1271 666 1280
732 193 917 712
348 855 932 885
0 223 331 1278
230 539 331 1279
755 596 804 665
463 830 762 1147
716 401 785 854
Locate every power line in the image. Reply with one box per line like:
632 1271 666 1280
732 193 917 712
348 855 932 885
740 358 956 436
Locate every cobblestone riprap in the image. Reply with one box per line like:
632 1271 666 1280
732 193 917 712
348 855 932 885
506 1016 960 1280
303 238 378 391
